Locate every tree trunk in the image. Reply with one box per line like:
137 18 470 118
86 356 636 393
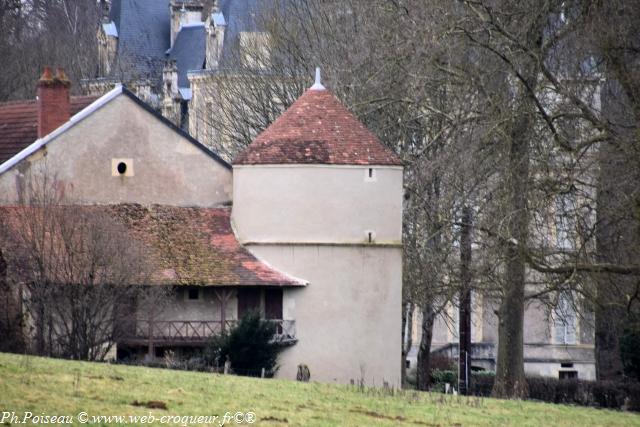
595 285 626 380
416 304 436 391
35 298 46 355
594 81 635 380
0 248 24 352
590 0 640 382
458 206 472 395
493 106 532 399
401 302 414 387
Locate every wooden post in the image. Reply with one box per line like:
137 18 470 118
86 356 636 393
221 290 227 333
224 356 230 374
261 367 265 378
216 288 232 333
147 307 155 360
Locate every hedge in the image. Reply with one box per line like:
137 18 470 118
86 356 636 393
468 373 640 411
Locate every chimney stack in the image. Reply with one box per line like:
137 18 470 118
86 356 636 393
37 66 71 138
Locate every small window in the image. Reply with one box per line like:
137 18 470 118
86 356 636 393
405 359 411 369
364 167 377 182
117 162 127 175
561 362 574 368
365 230 376 243
559 370 578 380
188 288 200 300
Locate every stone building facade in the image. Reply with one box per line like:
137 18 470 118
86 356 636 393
86 0 274 153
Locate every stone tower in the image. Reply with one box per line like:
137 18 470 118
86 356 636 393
232 71 404 385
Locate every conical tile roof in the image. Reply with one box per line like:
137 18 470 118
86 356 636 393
233 88 401 166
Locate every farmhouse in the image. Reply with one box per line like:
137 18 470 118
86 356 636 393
0 68 403 385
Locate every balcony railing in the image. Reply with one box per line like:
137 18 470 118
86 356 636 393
119 319 296 345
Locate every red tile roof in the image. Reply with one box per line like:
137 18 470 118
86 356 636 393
0 204 305 287
233 89 402 166
0 96 96 164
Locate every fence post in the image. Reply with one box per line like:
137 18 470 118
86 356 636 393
261 368 265 378
224 356 230 375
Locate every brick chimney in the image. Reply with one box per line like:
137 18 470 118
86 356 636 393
37 66 71 138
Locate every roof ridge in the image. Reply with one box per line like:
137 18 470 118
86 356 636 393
0 95 97 108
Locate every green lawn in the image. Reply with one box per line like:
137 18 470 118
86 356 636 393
0 353 638 426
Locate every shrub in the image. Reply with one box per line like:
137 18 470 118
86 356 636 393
470 372 495 397
527 377 560 403
430 354 456 372
464 372 639 411
205 311 283 377
430 369 457 392
621 318 640 382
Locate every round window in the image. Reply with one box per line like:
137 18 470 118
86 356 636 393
117 162 127 175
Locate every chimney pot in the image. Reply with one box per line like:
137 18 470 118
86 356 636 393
39 66 54 83
55 67 70 83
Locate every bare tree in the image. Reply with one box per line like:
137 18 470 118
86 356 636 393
0 0 101 101
0 167 154 360
186 0 640 394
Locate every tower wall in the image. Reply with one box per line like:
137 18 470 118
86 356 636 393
232 165 403 244
232 164 403 386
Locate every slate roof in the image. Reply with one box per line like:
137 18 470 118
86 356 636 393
217 0 276 65
168 24 206 88
0 96 96 164
102 0 281 87
108 0 170 82
0 204 305 287
233 88 402 166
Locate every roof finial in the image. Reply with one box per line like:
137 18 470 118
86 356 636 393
310 67 325 91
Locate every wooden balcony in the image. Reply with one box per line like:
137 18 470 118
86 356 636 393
119 319 296 346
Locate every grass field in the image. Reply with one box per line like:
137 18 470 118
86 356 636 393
0 352 638 426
